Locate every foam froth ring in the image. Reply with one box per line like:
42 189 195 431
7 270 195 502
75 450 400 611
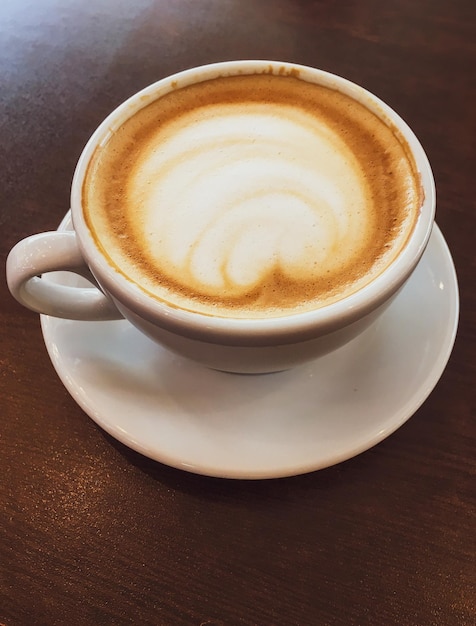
83 73 422 319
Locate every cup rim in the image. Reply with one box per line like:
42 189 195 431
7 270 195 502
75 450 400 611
71 60 435 344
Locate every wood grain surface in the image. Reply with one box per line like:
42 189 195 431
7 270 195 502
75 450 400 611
1 1 474 624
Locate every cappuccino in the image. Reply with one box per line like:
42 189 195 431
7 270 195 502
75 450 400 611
83 72 422 319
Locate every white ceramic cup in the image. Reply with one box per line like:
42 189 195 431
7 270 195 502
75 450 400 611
6 60 435 373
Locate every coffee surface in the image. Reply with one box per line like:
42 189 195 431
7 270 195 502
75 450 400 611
83 73 422 318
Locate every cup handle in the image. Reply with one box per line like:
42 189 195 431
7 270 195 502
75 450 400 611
6 231 123 320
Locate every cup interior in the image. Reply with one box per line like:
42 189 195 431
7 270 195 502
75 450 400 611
71 60 435 344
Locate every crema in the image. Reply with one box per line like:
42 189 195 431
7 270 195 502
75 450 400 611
83 73 422 318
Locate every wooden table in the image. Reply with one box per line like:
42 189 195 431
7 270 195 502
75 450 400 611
1 1 474 624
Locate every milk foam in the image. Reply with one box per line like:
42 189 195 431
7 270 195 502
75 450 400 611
84 74 421 318
130 105 368 295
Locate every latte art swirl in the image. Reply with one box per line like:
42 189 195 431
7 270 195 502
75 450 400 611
84 73 421 318
131 105 368 297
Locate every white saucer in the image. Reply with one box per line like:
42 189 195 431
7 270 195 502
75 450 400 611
41 216 459 479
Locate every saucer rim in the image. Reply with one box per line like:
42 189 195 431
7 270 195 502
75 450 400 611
40 219 459 479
